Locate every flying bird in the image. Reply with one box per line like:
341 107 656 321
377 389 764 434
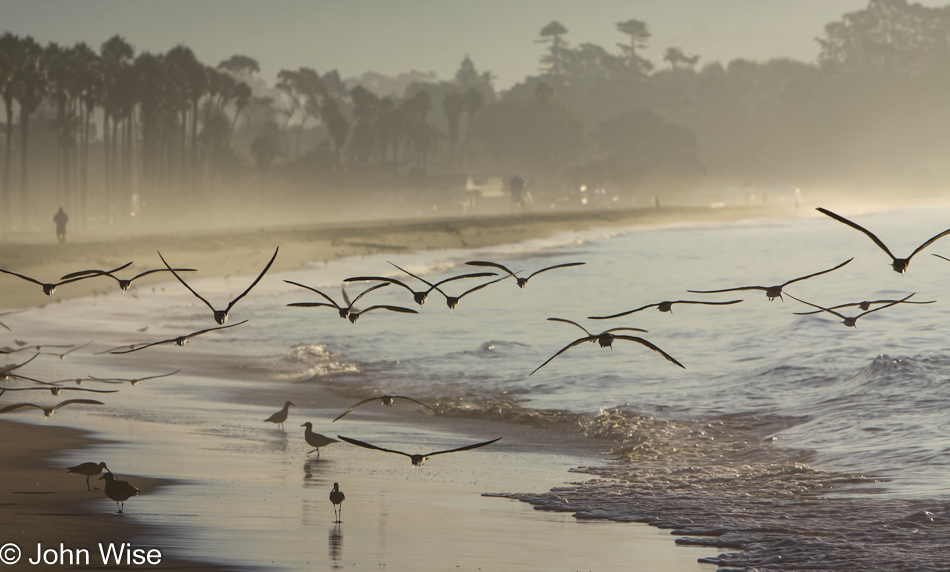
329 482 345 523
106 321 247 354
792 297 935 315
61 266 197 291
67 461 110 491
0 261 132 296
0 309 26 332
465 260 585 288
0 399 104 419
530 318 684 376
159 246 278 324
787 293 915 327
345 268 498 306
0 386 117 397
81 370 181 386
333 395 437 422
285 281 389 319
387 263 502 309
264 401 294 430
0 353 40 383
301 422 339 457
687 258 853 301
346 304 418 323
337 435 501 467
100 472 139 513
817 207 950 273
589 299 743 320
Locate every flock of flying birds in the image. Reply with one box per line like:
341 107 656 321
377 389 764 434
2 206 950 517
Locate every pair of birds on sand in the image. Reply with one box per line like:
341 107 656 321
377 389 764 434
264 398 500 466
66 462 138 513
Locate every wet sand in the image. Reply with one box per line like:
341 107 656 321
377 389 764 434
0 205 793 570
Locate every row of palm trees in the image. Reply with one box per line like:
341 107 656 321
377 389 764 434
0 33 253 230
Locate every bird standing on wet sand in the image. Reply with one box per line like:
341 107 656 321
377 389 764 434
333 395 438 422
817 207 950 273
337 435 502 467
330 482 345 523
465 260 585 288
787 293 916 327
530 318 684 376
100 472 139 513
688 258 853 301
589 299 743 320
265 401 294 430
67 461 110 491
301 422 339 457
159 247 278 324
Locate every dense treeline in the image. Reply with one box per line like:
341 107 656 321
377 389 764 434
2 0 950 231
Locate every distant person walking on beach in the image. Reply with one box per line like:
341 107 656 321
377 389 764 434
510 175 526 211
53 208 68 244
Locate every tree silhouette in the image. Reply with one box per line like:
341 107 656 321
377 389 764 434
0 33 20 228
462 88 482 167
616 19 650 63
538 21 569 79
443 91 463 162
664 47 700 70
10 36 46 226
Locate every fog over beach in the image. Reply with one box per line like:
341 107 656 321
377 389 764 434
3 1 950 570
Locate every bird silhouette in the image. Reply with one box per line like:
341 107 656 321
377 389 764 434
0 399 104 419
688 258 853 301
787 293 915 327
346 304 418 324
387 263 502 309
1 342 75 355
793 298 935 315
465 260 585 288
100 472 139 513
106 321 247 354
0 261 132 296
530 318 684 376
159 247 278 324
264 401 294 430
333 395 437 422
330 482 345 523
285 281 389 319
589 299 743 320
61 266 197 291
67 461 110 491
345 268 498 305
0 386 117 397
818 207 950 273
301 422 339 457
337 435 501 467
0 353 40 383
81 370 181 386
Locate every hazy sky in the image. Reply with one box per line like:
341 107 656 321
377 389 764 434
3 0 949 90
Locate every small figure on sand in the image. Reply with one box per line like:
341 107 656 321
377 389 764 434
510 175 527 211
53 208 68 244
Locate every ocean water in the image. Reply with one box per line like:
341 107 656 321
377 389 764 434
4 205 950 570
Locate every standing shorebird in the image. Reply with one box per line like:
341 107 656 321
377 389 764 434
464 260 585 288
264 401 294 430
67 462 110 491
159 247 278 324
688 258 853 301
329 482 345 523
817 207 950 273
337 435 502 467
100 472 139 514
301 422 339 457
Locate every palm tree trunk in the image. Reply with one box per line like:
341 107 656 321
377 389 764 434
18 107 30 229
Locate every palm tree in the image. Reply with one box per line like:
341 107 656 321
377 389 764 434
0 33 20 229
72 42 102 227
99 35 134 225
10 35 46 227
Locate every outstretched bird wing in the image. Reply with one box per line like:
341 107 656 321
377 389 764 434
337 435 414 459
59 261 134 280
546 317 592 336
224 246 279 312
425 437 502 458
816 208 896 260
785 294 847 321
526 262 586 281
855 293 915 319
284 281 342 308
0 268 45 286
158 251 217 313
781 258 853 288
612 335 686 368
588 303 658 320
50 399 105 412
465 260 516 278
909 229 950 260
332 397 382 422
529 336 593 376
347 282 391 309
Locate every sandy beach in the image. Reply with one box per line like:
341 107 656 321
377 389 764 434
0 205 796 571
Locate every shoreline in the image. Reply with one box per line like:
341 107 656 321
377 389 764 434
0 204 800 570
